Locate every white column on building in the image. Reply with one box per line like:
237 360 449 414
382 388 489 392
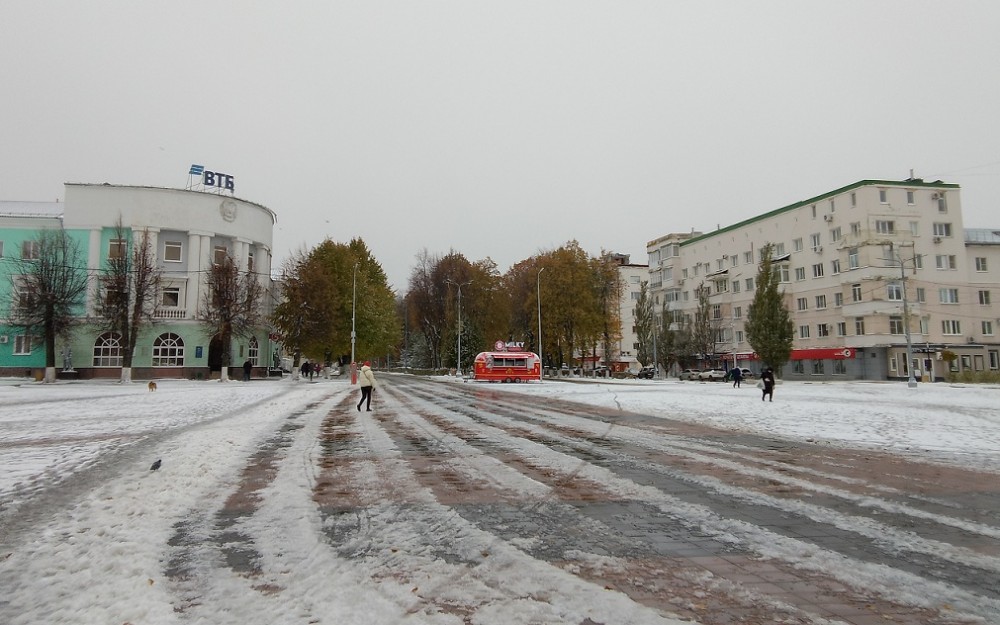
85 227 103 316
186 231 213 318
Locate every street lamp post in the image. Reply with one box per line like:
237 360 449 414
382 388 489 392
351 263 357 366
446 279 472 376
537 267 545 380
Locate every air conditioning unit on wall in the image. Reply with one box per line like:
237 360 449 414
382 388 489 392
824 214 833 222
0 335 7 344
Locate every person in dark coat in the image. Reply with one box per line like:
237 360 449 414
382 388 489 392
731 367 743 388
761 367 775 402
242 359 252 382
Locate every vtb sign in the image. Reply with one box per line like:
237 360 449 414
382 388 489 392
189 164 235 192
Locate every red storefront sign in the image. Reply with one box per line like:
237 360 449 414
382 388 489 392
790 347 856 360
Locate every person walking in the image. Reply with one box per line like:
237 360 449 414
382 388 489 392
242 359 252 382
731 366 742 388
761 367 775 402
357 361 376 412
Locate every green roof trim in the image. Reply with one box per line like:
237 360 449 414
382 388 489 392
680 179 960 248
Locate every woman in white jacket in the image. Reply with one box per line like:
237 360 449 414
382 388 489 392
357 361 376 411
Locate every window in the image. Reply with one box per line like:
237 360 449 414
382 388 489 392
848 248 859 269
836 322 847 336
799 325 810 339
712 304 722 320
939 288 959 304
733 306 742 319
160 286 181 308
152 332 185 367
793 360 805 374
817 323 830 337
811 204 817 218
935 255 957 270
941 320 961 335
915 287 925 303
834 292 843 307
795 267 806 281
815 295 827 309
887 283 903 301
743 251 753 264
717 258 725 271
850 222 861 237
983 321 994 336
833 360 847 374
213 245 229 265
937 194 948 213
913 254 923 270
906 190 915 205
14 334 34 355
932 223 952 237
745 277 754 291
735 330 744 343
991 351 999 370
773 264 790 283
248 336 260 366
731 280 740 293
852 284 862 302
164 240 183 262
830 227 842 242
879 189 888 203
829 199 836 212
975 257 988 272
812 263 824 278
875 220 895 235
93 332 124 367
0 240 4 257
109 238 127 259
793 238 803 252
920 318 929 335
831 259 841 274
797 297 808 311
730 255 738 268
774 243 785 256
855 317 866 335
889 316 904 335
810 233 822 250
851 192 857 207
21 240 39 260
811 360 825 375
979 290 991 305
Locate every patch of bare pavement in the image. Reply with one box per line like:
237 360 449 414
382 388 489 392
168 375 998 624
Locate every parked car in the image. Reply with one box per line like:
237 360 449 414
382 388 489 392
738 367 754 379
698 368 727 381
678 369 700 380
637 366 656 379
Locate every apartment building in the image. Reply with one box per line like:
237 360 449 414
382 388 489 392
0 183 278 379
647 179 999 381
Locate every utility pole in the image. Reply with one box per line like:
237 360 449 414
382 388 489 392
537 267 545 381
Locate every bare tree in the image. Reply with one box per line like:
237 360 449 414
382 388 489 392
95 220 161 383
8 229 89 383
200 253 264 381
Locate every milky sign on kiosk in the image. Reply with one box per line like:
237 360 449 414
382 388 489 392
189 164 235 192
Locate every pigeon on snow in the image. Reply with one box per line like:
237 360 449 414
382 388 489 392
149 459 162 471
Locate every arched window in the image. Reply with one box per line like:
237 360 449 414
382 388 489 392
152 332 185 367
93 332 123 367
248 336 259 365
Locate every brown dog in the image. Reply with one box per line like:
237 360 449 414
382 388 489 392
148 381 157 392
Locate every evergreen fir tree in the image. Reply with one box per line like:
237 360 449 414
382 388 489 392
745 244 794 374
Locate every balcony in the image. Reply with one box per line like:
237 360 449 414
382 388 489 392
154 307 188 320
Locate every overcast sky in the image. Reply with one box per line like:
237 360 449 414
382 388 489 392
2 1 999 290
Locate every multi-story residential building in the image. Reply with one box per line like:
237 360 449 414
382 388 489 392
647 178 999 381
611 253 647 373
0 183 278 379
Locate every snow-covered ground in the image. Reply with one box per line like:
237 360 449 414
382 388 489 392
0 375 998 624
